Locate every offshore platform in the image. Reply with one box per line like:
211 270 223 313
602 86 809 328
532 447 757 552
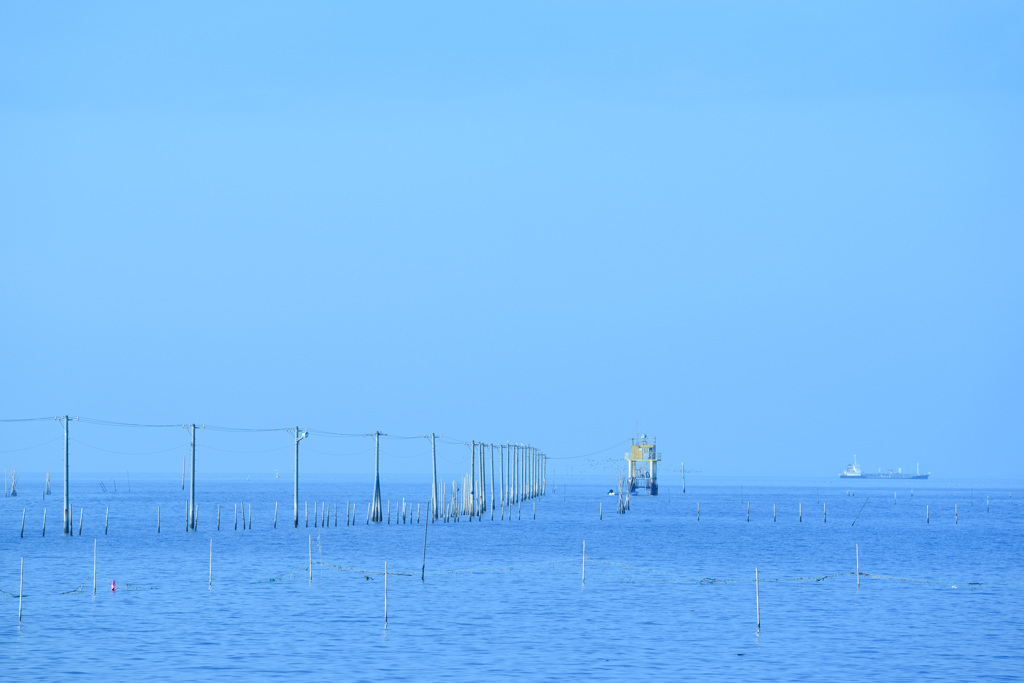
625 435 660 495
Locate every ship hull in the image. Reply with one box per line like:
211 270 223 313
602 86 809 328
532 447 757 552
840 473 929 479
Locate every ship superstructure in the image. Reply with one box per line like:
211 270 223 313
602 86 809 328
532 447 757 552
840 455 929 479
626 435 660 495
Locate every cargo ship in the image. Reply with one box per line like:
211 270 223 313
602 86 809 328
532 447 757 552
839 455 929 479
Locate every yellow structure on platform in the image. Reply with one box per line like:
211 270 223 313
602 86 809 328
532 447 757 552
625 435 660 495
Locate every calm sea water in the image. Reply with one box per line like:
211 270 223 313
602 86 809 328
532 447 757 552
1 476 1021 681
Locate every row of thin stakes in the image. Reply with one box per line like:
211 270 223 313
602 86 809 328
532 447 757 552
16 505 110 537
598 501 970 524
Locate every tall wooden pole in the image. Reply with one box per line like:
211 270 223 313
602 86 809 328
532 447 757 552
470 441 476 518
371 432 383 522
62 415 70 535
292 427 306 527
500 444 505 509
489 444 495 520
431 433 438 520
189 424 196 531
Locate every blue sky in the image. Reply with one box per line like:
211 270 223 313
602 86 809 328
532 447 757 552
1 2 1022 481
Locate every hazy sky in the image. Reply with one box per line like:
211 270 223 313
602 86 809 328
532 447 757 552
2 2 1022 482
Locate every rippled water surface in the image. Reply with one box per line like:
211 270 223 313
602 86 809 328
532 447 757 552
1 477 1021 681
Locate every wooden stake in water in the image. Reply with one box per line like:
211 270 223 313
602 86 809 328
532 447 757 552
209 539 213 588
927 504 929 524
305 501 308 528
78 507 83 536
21 509 25 538
755 567 760 631
105 507 109 535
421 504 429 581
697 502 700 521
384 560 388 628
158 506 160 533
248 503 251 530
599 502 602 520
217 505 221 531
234 504 237 531
19 558 24 622
856 543 859 588
582 540 586 588
955 503 958 524
42 508 46 537
274 501 278 529
824 502 827 523
799 502 802 522
93 539 97 596
533 502 536 520
773 504 776 522
747 502 750 522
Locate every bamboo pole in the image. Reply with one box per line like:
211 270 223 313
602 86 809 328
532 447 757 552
697 502 700 521
773 504 776 522
42 508 46 537
955 503 958 524
755 567 760 631
78 507 83 535
747 502 750 522
274 501 278 529
19 558 23 622
824 502 827 523
799 502 802 522
21 509 25 538
105 507 109 535
599 502 602 520
234 504 238 530
158 506 160 533
305 501 308 528
927 504 929 523
217 504 221 531
209 539 213 588
93 539 97 596
384 560 388 628
248 503 252 530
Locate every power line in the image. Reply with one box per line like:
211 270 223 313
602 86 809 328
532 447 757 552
68 437 190 456
0 437 61 453
77 417 181 428
545 439 630 460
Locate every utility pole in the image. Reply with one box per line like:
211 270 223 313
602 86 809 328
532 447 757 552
371 431 385 522
58 415 72 535
188 424 196 530
289 427 308 527
431 433 438 520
